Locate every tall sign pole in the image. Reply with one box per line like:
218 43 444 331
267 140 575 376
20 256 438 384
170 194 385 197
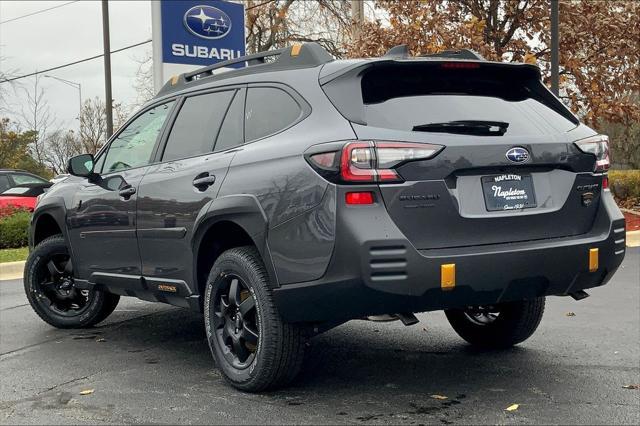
550 0 559 96
102 0 113 137
151 1 164 93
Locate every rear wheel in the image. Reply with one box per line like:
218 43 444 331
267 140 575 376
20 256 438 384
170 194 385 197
24 235 120 329
445 298 545 348
204 246 305 392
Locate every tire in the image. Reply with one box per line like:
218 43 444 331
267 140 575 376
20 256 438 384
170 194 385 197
24 235 120 329
204 246 305 392
445 298 545 348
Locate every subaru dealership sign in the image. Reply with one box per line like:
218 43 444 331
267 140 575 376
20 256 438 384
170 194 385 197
151 0 245 92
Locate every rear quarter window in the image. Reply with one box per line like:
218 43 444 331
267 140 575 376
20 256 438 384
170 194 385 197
245 87 302 142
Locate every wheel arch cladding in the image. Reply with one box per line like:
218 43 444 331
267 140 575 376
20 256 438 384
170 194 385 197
31 208 66 247
192 195 279 302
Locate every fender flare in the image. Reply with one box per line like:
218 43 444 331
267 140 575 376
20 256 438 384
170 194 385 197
30 200 68 248
191 194 279 292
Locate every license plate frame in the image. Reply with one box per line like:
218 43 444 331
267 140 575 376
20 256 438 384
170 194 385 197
481 174 537 211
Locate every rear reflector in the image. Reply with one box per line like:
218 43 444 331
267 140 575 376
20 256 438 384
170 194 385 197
345 191 374 205
602 175 609 190
441 264 456 290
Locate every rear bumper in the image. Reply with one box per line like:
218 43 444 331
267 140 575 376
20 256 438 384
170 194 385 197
272 190 626 323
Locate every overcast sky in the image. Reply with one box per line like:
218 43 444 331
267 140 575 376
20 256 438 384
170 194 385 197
0 0 153 131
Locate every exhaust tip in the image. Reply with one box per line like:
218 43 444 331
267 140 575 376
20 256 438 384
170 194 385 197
569 290 590 301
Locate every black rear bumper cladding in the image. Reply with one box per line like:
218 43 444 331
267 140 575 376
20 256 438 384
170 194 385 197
272 190 625 323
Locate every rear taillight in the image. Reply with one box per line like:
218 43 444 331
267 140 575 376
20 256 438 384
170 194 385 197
339 141 443 183
575 135 610 172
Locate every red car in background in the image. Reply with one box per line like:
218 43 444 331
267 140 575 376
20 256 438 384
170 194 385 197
0 170 52 211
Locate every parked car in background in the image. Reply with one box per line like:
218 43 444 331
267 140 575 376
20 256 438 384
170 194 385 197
50 174 70 185
0 169 52 211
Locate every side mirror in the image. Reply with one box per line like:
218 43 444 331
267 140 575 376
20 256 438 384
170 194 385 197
67 154 95 177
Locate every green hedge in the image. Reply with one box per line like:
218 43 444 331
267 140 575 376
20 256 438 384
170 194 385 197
609 170 640 200
0 210 30 249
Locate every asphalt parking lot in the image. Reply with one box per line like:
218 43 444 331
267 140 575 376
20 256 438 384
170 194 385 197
1 248 639 425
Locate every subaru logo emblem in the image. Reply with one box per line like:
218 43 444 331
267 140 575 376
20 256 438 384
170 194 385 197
184 5 232 40
506 147 530 163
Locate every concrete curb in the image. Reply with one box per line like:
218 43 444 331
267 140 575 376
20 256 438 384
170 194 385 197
1 231 638 281
0 261 25 281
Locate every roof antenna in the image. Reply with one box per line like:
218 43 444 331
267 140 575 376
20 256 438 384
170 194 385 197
384 45 409 59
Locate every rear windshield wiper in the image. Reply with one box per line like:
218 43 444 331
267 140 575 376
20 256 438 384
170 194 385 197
412 120 509 136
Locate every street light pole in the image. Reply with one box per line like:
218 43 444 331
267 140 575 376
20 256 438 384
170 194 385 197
43 75 82 121
550 0 559 96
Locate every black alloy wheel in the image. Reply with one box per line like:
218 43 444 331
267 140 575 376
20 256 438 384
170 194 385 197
24 235 120 328
33 252 92 317
212 273 260 369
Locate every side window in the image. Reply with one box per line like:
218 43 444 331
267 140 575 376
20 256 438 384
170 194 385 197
11 174 47 185
162 90 235 161
215 90 245 152
244 87 302 142
0 175 10 193
102 101 174 174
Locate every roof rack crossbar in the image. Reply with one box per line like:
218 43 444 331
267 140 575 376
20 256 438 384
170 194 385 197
155 43 334 97
184 47 288 82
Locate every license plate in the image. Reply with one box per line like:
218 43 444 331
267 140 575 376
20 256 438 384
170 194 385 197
482 174 537 211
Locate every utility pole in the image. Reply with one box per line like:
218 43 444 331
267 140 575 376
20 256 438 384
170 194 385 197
102 0 114 138
351 0 364 41
550 0 559 96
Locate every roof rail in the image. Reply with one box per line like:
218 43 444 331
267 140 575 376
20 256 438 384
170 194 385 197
156 43 333 97
420 49 485 60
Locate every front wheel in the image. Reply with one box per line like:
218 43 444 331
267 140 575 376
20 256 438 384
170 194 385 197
445 298 545 348
24 235 120 329
204 246 305 392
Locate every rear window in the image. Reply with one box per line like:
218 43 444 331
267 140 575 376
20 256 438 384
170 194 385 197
326 62 578 136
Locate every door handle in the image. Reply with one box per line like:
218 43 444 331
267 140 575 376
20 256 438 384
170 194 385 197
193 174 216 190
118 186 136 199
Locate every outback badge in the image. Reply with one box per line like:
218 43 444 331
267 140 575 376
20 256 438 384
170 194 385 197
581 192 595 206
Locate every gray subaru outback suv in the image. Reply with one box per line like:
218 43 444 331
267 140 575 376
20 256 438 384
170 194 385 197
25 43 626 391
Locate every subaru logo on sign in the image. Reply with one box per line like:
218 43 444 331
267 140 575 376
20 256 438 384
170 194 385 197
506 147 530 163
184 5 232 40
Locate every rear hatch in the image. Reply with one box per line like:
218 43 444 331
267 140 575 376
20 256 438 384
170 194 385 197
322 59 602 249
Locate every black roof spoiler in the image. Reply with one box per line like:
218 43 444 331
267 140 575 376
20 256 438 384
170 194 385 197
156 43 333 97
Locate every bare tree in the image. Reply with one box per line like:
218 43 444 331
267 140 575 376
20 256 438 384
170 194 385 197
20 74 56 167
45 129 81 174
246 0 351 57
132 50 155 106
0 55 19 114
78 97 129 154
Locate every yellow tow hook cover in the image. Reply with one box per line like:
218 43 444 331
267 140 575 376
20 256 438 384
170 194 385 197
589 248 599 272
441 264 456 291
